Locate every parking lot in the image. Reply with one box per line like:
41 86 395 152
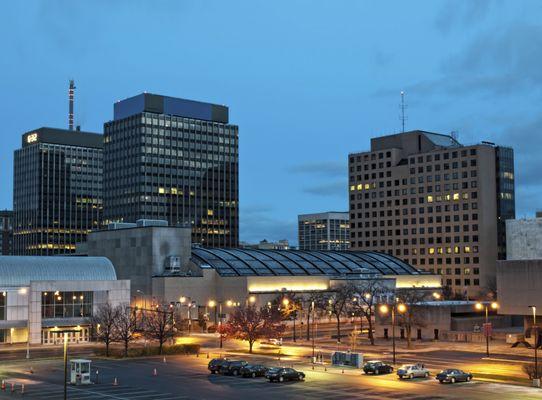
0 354 541 400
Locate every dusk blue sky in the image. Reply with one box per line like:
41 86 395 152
1 1 541 245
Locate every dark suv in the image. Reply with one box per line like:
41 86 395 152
208 358 228 374
220 360 248 376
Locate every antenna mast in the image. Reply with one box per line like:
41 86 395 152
400 90 407 133
68 80 75 131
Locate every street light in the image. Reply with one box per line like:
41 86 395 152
311 301 316 361
57 329 81 400
528 305 539 384
379 302 407 364
475 302 498 357
208 300 217 327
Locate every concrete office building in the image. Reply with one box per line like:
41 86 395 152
298 212 350 251
497 217 542 330
0 210 13 255
103 93 239 248
349 131 514 298
13 128 103 255
0 256 129 345
77 222 440 319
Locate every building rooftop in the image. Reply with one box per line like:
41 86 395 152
113 93 229 123
21 127 103 149
0 256 117 286
191 248 421 277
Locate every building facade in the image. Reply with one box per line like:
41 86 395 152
298 212 350 251
0 210 13 255
13 128 103 255
348 131 514 297
103 93 239 248
240 239 291 250
0 256 129 345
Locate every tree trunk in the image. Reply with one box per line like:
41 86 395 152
406 325 412 349
124 340 128 357
336 315 341 343
367 314 375 345
105 341 110 357
293 314 296 342
249 340 254 353
159 339 164 355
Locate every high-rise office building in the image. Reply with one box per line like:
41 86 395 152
348 130 514 297
298 212 350 251
103 93 239 248
0 210 13 255
13 128 103 255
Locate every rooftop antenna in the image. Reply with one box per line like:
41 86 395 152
400 91 408 133
68 80 75 131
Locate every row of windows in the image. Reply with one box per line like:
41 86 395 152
353 242 479 255
349 148 477 165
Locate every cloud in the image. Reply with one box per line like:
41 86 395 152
434 0 494 35
286 161 345 177
240 204 297 244
303 180 347 197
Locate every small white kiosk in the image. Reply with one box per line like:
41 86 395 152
70 359 92 385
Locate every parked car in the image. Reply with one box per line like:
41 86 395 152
208 358 228 374
266 367 305 382
362 361 394 375
436 369 473 384
397 363 430 379
260 338 283 347
240 364 268 378
220 360 248 376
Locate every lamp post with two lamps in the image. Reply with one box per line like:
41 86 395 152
475 301 499 357
379 302 407 365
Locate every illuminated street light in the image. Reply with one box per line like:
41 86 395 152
179 296 186 304
379 302 407 364
364 293 371 300
432 292 441 300
208 300 216 308
282 298 290 306
226 300 233 307
248 295 256 304
475 302 499 357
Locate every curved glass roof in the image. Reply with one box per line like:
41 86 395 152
0 256 117 286
191 248 420 277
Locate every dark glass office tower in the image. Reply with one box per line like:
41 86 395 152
13 128 103 255
103 93 239 248
0 210 13 255
495 146 515 260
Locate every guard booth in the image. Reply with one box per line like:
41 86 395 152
70 359 92 385
331 351 363 368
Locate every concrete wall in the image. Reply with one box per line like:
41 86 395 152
83 226 191 298
506 218 542 260
497 259 542 316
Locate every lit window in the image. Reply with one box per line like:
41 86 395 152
429 248 435 254
462 193 469 199
464 246 471 253
453 193 460 201
357 184 363 190
454 246 460 253
427 195 433 203
350 185 356 191
158 187 165 194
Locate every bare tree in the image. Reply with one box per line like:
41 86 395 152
114 305 138 357
92 302 118 357
324 284 353 343
303 292 324 341
220 304 285 353
273 293 302 342
349 278 388 345
144 306 175 354
395 289 428 349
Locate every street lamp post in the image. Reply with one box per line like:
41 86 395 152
57 329 81 400
311 301 315 361
379 303 406 365
529 305 538 383
475 302 498 357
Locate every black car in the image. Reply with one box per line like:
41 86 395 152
265 367 305 383
362 361 394 375
219 360 248 376
240 364 268 378
436 369 473 384
208 358 228 374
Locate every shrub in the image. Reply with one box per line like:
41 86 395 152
522 363 542 379
95 343 201 358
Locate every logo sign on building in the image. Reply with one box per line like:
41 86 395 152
26 133 38 144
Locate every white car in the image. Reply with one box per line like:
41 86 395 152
397 363 430 379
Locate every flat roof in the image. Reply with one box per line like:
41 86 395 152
21 127 103 149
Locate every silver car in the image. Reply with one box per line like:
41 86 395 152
397 363 430 379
